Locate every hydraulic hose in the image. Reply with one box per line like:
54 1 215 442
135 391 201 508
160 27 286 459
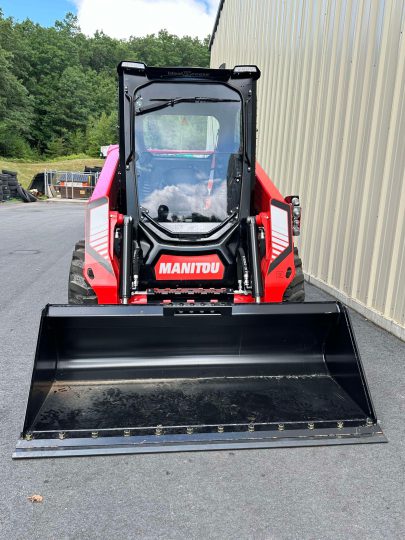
237 246 249 290
132 240 140 291
120 216 133 304
247 217 263 303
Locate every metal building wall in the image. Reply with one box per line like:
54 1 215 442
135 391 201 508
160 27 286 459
210 0 405 340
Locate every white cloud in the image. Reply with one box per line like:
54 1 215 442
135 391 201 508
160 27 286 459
142 181 227 221
73 0 220 40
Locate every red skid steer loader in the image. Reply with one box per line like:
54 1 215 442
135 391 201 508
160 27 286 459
14 63 385 458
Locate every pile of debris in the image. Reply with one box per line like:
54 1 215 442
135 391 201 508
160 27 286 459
0 170 37 203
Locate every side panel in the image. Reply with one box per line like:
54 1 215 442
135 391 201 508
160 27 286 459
90 145 119 201
84 147 123 304
254 163 296 302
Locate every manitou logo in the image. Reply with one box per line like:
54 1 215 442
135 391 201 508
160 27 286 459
155 254 224 281
160 262 221 275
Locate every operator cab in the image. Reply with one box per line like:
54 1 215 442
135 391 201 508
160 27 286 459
117 63 260 294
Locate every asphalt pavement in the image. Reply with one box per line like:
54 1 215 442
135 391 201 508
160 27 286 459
0 201 404 539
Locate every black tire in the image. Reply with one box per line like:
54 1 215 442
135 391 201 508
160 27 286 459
283 247 305 302
16 184 37 202
68 240 98 304
16 184 29 202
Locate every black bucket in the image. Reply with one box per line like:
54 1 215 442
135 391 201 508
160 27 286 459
14 302 386 458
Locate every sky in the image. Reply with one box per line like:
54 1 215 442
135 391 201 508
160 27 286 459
0 0 220 39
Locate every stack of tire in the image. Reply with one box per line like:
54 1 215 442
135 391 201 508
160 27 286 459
1 170 18 200
0 172 11 202
0 170 37 203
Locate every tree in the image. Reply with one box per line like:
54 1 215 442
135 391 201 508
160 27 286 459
128 30 210 67
86 112 117 156
0 10 211 158
67 129 87 154
45 136 67 158
0 45 34 156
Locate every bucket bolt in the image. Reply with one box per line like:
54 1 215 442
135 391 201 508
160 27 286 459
278 424 285 431
58 432 67 440
337 421 344 429
248 423 255 433
217 425 224 433
91 431 99 439
186 427 194 435
308 422 315 430
366 418 374 427
24 433 33 441
124 429 131 437
155 425 163 436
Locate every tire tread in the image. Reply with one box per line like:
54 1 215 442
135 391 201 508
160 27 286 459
283 247 305 302
68 240 97 304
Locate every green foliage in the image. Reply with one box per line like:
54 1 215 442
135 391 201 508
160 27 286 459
67 130 87 155
128 30 210 68
0 45 34 157
0 11 210 158
45 136 67 158
86 112 117 156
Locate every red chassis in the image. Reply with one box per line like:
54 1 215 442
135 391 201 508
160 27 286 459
84 146 298 305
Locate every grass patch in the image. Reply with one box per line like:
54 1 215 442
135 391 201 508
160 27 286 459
0 155 104 189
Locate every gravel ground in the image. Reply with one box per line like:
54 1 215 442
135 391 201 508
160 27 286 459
0 201 404 540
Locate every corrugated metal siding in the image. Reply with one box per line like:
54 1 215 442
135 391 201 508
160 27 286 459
211 0 405 338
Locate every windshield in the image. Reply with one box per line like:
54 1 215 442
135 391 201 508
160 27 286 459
135 83 242 232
